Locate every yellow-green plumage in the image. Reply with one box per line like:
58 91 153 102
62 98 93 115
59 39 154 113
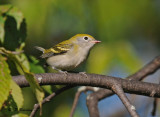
35 34 100 71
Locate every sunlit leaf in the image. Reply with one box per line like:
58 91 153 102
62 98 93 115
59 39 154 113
0 48 44 111
12 55 44 110
15 54 30 74
0 5 24 29
42 85 52 94
24 72 44 108
0 54 11 110
10 80 23 110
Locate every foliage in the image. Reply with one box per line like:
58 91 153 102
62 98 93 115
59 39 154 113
0 5 45 117
0 54 11 110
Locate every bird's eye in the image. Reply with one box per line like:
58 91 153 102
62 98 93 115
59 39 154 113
84 36 88 40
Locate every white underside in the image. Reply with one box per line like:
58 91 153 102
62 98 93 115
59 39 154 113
46 47 89 71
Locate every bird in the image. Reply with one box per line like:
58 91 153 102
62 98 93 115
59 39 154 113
35 34 101 73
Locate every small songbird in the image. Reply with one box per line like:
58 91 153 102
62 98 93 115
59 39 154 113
35 34 101 72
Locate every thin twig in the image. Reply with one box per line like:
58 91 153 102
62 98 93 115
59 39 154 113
70 90 81 117
151 98 158 116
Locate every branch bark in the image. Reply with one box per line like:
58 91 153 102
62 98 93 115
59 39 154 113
13 73 160 98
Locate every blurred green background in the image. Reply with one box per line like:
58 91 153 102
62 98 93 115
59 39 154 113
0 0 160 117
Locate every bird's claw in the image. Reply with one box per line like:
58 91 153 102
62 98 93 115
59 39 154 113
79 72 88 78
52 66 68 79
59 70 68 79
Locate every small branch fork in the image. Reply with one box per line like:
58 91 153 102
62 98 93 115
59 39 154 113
12 56 160 117
70 56 160 117
69 86 97 117
30 85 75 117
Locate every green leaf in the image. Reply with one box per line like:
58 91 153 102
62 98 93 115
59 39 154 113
6 7 24 30
0 48 44 111
10 80 23 110
30 63 45 73
13 55 44 107
24 72 44 108
3 15 20 50
29 56 45 73
0 5 24 29
15 54 30 75
0 95 18 116
0 5 27 50
29 56 51 93
29 56 39 64
42 85 52 94
13 55 44 108
3 16 27 50
0 54 11 110
0 82 24 116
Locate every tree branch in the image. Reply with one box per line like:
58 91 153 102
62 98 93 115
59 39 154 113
86 56 160 117
12 73 160 97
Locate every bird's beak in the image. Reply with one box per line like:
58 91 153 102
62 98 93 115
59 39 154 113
91 40 101 43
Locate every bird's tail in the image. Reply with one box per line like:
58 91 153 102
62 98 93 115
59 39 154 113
35 46 45 53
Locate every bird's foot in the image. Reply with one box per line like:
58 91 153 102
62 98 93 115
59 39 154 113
79 72 88 78
52 67 68 79
58 70 68 79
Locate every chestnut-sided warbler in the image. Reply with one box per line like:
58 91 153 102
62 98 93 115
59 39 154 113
35 34 101 72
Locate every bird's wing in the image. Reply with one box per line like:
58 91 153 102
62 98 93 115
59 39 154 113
40 43 73 58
